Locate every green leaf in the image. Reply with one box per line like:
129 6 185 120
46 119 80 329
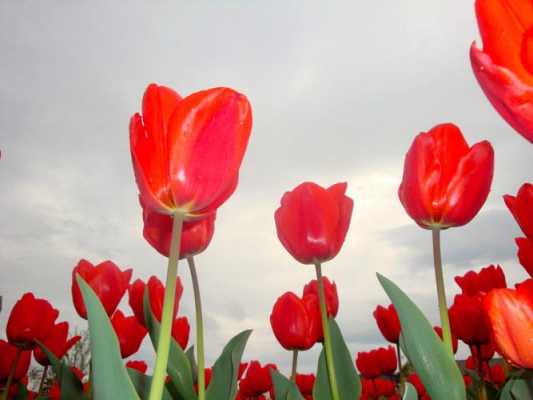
271 370 305 400
186 346 198 383
205 330 252 400
510 374 533 400
77 275 140 400
402 382 418 400
36 341 85 400
312 319 361 400
126 368 173 400
143 290 197 400
377 273 465 400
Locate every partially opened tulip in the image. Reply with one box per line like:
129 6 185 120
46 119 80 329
470 0 533 143
504 183 533 240
110 310 148 358
483 279 533 368
33 322 81 366
238 361 277 398
373 304 401 344
171 316 190 350
516 237 533 278
71 259 132 319
454 264 507 296
449 294 491 346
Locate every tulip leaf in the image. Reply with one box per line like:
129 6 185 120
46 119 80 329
271 370 305 400
313 318 361 400
377 273 465 400
36 341 86 400
77 275 140 400
205 329 252 400
143 291 197 400
126 367 173 400
500 373 533 400
402 382 417 400
186 346 198 382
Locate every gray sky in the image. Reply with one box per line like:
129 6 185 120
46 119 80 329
1 0 531 376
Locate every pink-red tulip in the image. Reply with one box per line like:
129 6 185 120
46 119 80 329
33 322 81 366
7 293 59 349
470 0 533 143
398 123 494 229
373 304 401 344
172 316 190 350
0 340 31 383
130 84 253 217
516 237 533 278
483 279 533 368
454 265 507 296
111 310 148 358
71 259 132 319
504 183 533 240
128 276 183 326
274 182 353 265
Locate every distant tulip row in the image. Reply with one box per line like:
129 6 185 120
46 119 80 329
1 0 532 399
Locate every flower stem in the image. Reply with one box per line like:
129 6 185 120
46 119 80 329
396 342 402 377
149 212 184 400
187 256 206 400
314 263 340 400
431 228 453 356
1 348 20 400
37 365 48 397
290 350 298 382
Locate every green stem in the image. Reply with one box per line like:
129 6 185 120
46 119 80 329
314 263 340 400
290 350 298 382
1 348 20 400
37 365 48 397
187 256 206 400
396 342 402 378
431 228 453 356
149 212 184 400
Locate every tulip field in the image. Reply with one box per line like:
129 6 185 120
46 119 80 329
1 1 532 400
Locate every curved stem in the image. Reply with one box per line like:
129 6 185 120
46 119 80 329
290 350 298 382
314 263 340 400
149 212 184 400
187 256 206 400
37 365 48 397
1 348 20 400
431 228 453 356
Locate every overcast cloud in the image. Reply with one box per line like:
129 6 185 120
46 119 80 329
1 0 531 375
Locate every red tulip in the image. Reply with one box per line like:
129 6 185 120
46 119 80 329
141 197 216 258
454 265 507 296
111 310 148 358
72 259 132 319
33 322 81 366
375 346 397 375
516 237 533 278
356 350 381 379
302 277 339 317
295 373 315 396
434 326 459 354
172 316 190 349
6 293 59 349
449 293 491 345
374 378 396 397
126 360 148 374
128 276 183 326
408 373 429 399
274 182 353 264
504 183 533 240
489 363 506 387
470 0 533 143
373 304 401 343
0 340 31 383
398 123 494 229
269 292 318 351
483 279 533 368
238 361 277 397
130 84 253 217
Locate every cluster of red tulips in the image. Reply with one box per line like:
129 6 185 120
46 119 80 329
1 0 532 399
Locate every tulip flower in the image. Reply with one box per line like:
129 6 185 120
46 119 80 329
0 340 31 384
128 276 183 326
434 326 459 354
71 259 132 319
302 277 339 317
408 373 430 400
355 350 381 379
33 322 81 366
516 237 533 277
504 183 533 240
238 361 277 398
373 304 401 344
470 0 533 143
130 83 252 217
275 182 353 265
449 293 491 346
374 379 397 397
375 346 397 376
125 360 148 374
141 197 216 259
483 279 533 368
295 373 315 397
110 310 148 358
454 264 507 296
238 362 249 380
172 316 190 350
6 293 59 349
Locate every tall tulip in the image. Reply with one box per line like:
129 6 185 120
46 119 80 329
71 259 132 319
470 0 533 143
483 279 533 368
504 183 533 240
130 83 252 400
398 122 494 354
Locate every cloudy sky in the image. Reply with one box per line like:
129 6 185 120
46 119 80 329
1 1 531 376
